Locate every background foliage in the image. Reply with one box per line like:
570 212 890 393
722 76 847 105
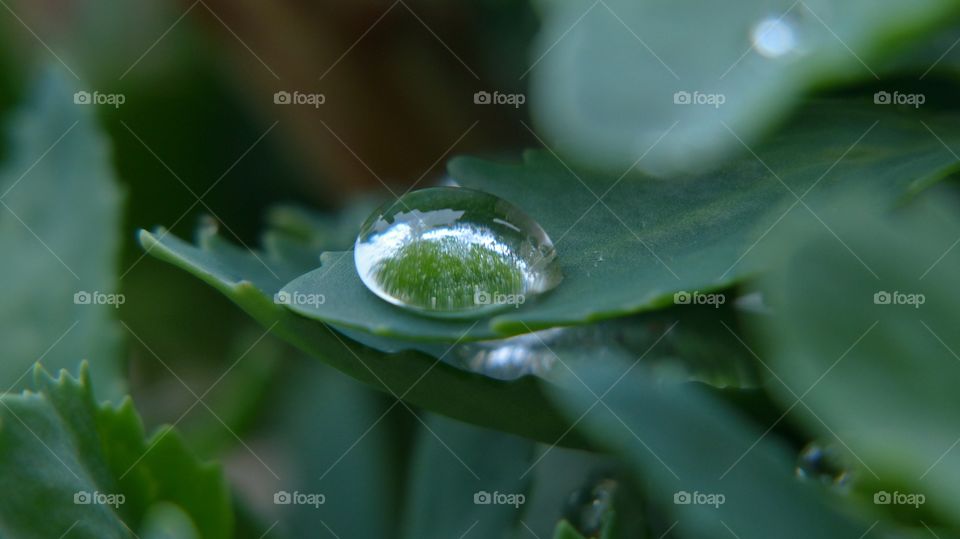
1 0 960 537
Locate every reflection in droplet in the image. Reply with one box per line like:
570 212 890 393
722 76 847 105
354 187 562 318
750 17 797 58
454 328 564 380
796 442 852 488
454 325 630 381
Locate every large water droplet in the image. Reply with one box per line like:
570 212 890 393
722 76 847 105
354 187 562 318
796 442 851 488
750 16 798 58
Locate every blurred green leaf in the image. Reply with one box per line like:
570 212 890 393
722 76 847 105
139 503 201 539
0 67 124 399
546 362 882 538
284 102 960 340
0 363 232 538
265 361 397 538
553 519 589 539
530 0 960 174
138 227 592 448
754 190 960 527
400 414 534 539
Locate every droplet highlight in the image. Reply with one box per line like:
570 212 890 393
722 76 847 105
750 17 797 58
354 187 562 318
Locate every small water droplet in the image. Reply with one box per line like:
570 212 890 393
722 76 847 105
564 476 618 537
354 187 562 317
454 328 563 380
796 442 851 488
750 16 797 58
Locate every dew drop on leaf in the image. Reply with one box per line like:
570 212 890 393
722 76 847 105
795 442 852 488
354 187 562 318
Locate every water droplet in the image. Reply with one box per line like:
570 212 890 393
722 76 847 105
564 476 618 537
796 442 851 488
750 17 797 58
454 328 563 380
354 187 562 318
454 324 630 380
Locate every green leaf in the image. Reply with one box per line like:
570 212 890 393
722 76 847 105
530 0 960 174
265 362 397 538
0 362 232 538
400 414 534 539
282 102 960 340
753 190 960 527
545 361 882 538
553 520 588 539
139 503 201 539
0 67 124 399
137 227 592 448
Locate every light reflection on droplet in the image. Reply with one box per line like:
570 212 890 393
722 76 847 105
751 17 797 58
